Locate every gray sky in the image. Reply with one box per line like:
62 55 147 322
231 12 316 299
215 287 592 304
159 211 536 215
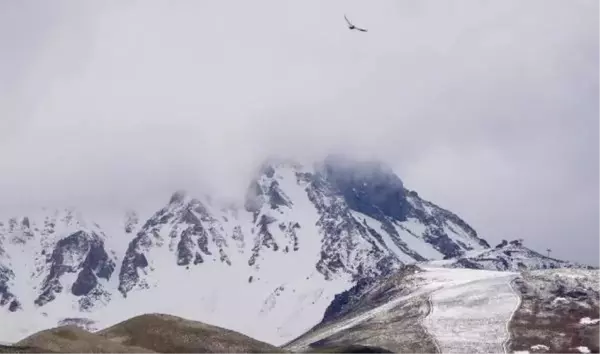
0 0 598 265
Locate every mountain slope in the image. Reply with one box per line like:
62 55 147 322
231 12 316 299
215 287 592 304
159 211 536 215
423 239 591 271
0 156 502 345
287 265 439 353
285 265 599 353
285 265 519 352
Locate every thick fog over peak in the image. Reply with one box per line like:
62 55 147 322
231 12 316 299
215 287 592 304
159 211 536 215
0 0 597 265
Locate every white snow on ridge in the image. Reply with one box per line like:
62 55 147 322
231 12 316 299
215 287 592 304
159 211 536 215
395 219 444 260
421 267 520 354
348 211 450 264
442 223 485 252
350 211 415 264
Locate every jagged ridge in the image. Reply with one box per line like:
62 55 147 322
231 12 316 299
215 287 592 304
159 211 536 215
0 156 512 345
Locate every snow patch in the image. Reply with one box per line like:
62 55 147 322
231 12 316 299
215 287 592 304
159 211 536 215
579 317 600 325
530 344 549 351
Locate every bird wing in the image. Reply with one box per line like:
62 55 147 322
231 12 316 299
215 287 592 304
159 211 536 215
356 27 368 32
344 14 354 27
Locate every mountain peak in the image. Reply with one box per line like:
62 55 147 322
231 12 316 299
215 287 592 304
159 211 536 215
321 155 400 184
0 155 577 346
169 190 188 205
317 155 407 223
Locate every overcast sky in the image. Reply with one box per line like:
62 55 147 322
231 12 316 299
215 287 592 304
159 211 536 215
0 0 597 265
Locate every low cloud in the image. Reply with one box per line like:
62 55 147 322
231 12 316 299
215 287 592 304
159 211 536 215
0 0 597 264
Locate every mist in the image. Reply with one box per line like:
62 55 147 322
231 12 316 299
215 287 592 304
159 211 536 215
0 0 597 265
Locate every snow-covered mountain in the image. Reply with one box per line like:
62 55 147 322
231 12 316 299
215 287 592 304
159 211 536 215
0 209 121 314
0 156 570 346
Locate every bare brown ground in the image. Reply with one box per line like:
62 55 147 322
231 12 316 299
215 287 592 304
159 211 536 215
0 344 51 353
9 313 284 353
98 313 283 353
507 271 599 353
15 325 152 353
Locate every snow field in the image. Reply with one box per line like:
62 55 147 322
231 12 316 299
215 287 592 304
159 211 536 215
580 317 600 325
288 267 523 353
421 267 520 353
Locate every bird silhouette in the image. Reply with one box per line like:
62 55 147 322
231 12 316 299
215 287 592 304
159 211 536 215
344 15 368 32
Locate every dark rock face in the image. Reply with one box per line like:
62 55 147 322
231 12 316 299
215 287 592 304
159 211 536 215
424 232 463 258
72 268 97 296
320 155 410 223
119 242 149 296
0 265 21 312
322 276 378 324
8 299 20 312
510 239 523 247
496 240 509 249
82 237 114 281
267 180 292 209
35 231 115 307
249 215 280 267
177 232 195 266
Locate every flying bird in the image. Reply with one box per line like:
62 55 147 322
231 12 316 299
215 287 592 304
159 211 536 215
344 15 368 32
